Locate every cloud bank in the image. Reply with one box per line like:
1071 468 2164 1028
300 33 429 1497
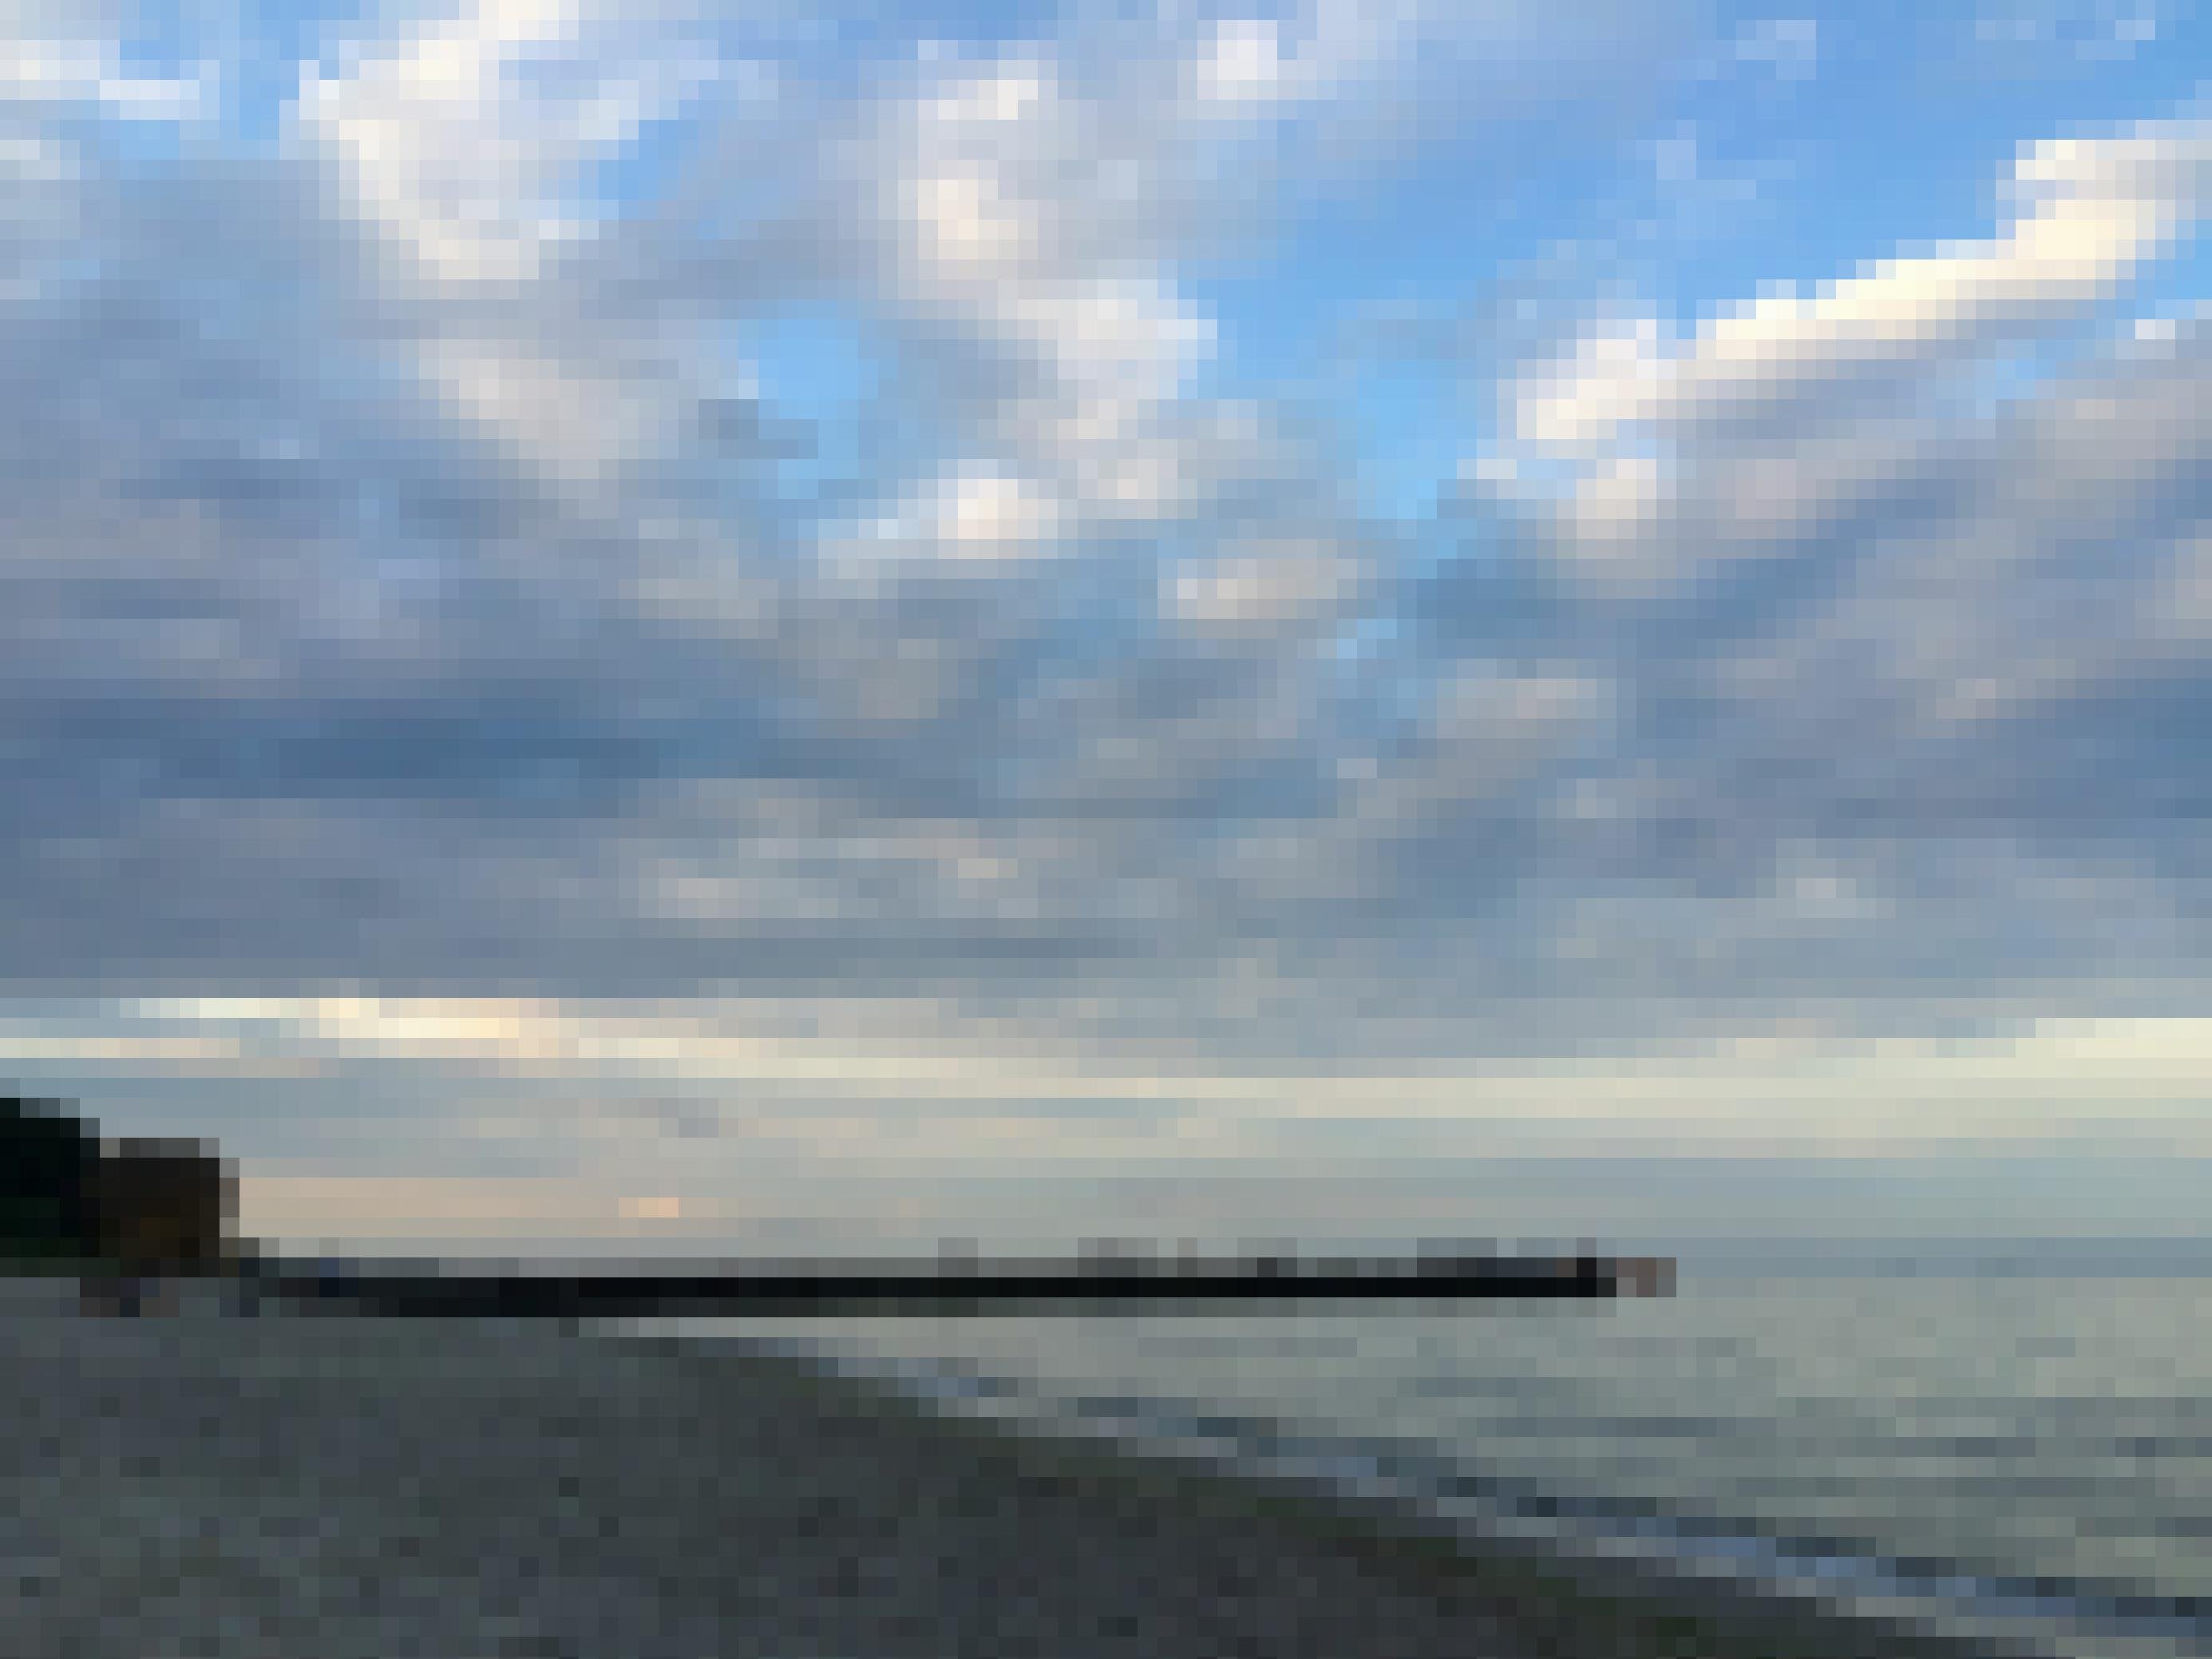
2 0 2209 1083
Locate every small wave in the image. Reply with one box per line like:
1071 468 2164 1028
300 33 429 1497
728 1334 2212 1659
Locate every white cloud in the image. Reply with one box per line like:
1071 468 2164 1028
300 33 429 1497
1508 119 2212 469
294 0 721 285
885 463 1068 559
1189 17 1292 111
1168 536 1351 634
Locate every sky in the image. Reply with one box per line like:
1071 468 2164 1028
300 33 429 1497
2 0 2210 1257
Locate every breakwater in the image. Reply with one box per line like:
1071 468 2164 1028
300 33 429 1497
247 1249 1676 1320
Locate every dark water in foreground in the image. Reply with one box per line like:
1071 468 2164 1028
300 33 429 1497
654 1265 2212 1658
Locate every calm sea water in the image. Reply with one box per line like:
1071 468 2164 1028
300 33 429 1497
654 1262 2212 1658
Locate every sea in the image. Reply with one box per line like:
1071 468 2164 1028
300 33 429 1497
647 1245 2212 1659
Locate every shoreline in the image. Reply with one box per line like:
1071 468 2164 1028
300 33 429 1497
620 1324 2064 1659
727 1331 2190 1659
2 1282 2049 1657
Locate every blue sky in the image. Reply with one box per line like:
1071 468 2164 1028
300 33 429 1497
3 0 2210 1253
